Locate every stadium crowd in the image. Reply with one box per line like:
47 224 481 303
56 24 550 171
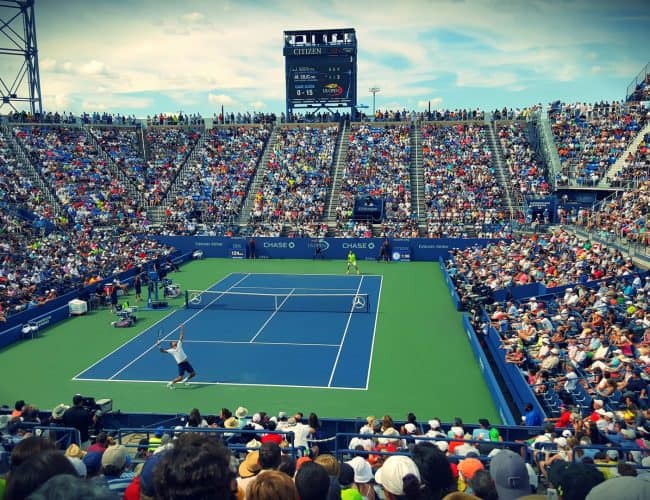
608 133 650 188
572 180 650 247
13 126 141 226
161 125 271 236
2 401 650 499
249 125 337 238
335 124 414 237
497 122 551 203
421 123 507 238
90 125 202 206
0 131 56 225
449 228 635 291
548 101 648 186
0 222 175 321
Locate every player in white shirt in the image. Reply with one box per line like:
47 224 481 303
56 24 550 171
159 323 196 389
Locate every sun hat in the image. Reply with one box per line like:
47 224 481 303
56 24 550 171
346 456 373 483
375 455 421 496
51 403 69 420
101 445 127 470
224 417 239 429
238 451 261 478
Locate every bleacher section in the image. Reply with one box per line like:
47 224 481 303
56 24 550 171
0 130 56 227
247 124 337 238
162 125 270 236
497 122 551 203
421 122 507 238
334 123 415 237
13 125 141 226
548 102 648 186
608 132 650 188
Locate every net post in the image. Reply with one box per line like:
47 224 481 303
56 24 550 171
185 290 189 308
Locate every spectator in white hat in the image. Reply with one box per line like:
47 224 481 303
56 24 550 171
375 455 422 499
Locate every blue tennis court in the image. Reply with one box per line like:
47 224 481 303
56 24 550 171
74 273 381 389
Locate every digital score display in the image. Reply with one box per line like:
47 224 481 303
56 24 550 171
287 56 353 102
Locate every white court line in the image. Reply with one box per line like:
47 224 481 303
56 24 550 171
73 377 367 391
364 275 383 390
183 339 340 347
70 272 237 380
241 272 382 277
327 276 364 387
107 273 251 380
231 286 359 292
248 288 295 343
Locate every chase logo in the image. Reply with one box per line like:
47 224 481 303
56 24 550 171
343 242 375 250
263 242 296 249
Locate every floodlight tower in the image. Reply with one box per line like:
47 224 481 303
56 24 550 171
0 0 42 117
369 86 380 117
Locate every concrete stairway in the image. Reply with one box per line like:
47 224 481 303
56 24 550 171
237 124 280 227
410 122 426 231
486 122 515 217
325 121 349 230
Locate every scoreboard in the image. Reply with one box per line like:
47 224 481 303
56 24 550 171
284 28 357 116
287 57 354 102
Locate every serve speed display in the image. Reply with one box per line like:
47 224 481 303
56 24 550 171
287 57 353 101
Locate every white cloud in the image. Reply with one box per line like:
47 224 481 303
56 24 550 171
208 93 236 106
456 70 519 88
249 101 266 110
79 60 111 76
43 92 71 110
180 12 206 24
41 58 57 71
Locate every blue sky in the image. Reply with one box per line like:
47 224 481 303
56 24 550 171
4 0 648 116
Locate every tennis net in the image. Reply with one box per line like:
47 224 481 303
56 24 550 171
184 289 370 313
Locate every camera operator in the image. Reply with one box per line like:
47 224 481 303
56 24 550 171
62 395 96 449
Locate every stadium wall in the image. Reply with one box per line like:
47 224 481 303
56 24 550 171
152 236 502 261
462 314 516 425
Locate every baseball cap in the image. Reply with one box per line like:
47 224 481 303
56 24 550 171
346 456 373 484
375 455 421 496
458 457 484 480
101 445 127 470
489 450 531 500
82 452 103 476
586 475 650 500
139 452 167 497
339 462 355 488
556 463 605 500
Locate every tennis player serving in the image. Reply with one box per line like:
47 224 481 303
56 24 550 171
159 323 196 389
346 250 360 275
